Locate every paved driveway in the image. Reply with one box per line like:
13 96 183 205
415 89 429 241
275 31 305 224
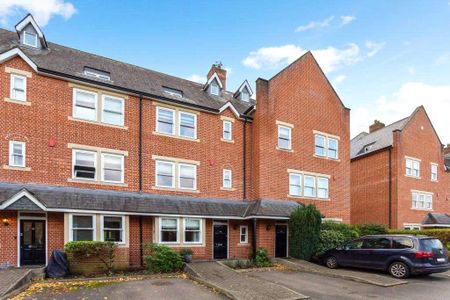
22 278 226 300
251 270 450 300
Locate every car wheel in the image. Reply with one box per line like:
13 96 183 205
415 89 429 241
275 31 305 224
325 256 338 269
389 262 410 279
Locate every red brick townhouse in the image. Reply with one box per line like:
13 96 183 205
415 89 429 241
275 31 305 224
351 106 450 229
0 14 350 268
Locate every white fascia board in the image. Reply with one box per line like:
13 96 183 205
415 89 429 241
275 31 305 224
15 15 44 39
0 189 47 211
235 80 254 96
219 102 240 118
203 72 223 90
0 48 38 71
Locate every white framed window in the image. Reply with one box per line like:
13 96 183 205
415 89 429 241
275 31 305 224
102 95 124 126
223 120 232 141
240 225 248 244
404 224 421 230
10 74 26 101
315 134 339 159
70 214 95 241
304 175 316 198
178 111 197 139
156 161 175 188
241 90 250 102
156 107 175 135
73 150 97 180
101 216 125 243
101 153 124 183
317 177 329 199
223 169 232 188
73 89 97 121
412 191 432 210
184 218 202 244
9 141 26 167
406 158 420 177
278 125 292 150
431 163 438 181
23 31 38 47
160 218 179 243
178 163 197 190
210 81 219 95
289 173 302 196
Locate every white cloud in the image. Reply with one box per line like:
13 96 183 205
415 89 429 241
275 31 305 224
295 16 334 32
365 41 386 57
0 0 76 26
186 74 205 84
242 44 361 73
352 82 450 143
333 75 347 85
435 52 450 65
340 15 356 26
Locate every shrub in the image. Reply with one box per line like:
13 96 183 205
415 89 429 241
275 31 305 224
179 248 193 256
254 248 270 268
355 224 387 236
289 205 322 260
388 229 450 245
316 230 346 256
321 221 359 241
64 241 117 275
143 243 183 273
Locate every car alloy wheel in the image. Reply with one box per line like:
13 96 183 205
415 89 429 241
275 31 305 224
326 256 338 269
389 262 409 278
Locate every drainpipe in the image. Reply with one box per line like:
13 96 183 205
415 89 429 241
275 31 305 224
138 95 143 192
243 116 247 200
388 148 392 228
252 218 257 260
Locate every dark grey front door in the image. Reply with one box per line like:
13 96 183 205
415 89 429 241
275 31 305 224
20 220 46 266
213 224 228 259
275 224 288 258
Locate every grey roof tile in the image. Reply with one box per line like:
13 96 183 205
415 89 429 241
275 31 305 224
422 213 450 225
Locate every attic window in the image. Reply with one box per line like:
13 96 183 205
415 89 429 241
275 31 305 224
83 67 111 81
163 87 183 98
23 32 38 47
241 90 250 102
363 143 375 153
210 81 220 96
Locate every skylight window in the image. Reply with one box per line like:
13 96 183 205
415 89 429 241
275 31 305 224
83 67 111 81
163 86 183 98
363 143 375 153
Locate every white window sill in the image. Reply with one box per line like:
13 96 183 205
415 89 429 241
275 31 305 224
313 154 340 162
68 178 128 187
221 187 236 191
276 146 294 153
68 116 128 130
152 186 200 193
431 180 438 183
4 98 31 106
221 138 235 144
411 208 433 211
152 131 200 142
405 175 421 180
287 194 330 201
3 165 31 171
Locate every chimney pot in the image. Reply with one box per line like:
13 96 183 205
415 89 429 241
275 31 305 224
369 120 385 133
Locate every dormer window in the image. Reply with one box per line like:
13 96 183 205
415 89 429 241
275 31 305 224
210 80 220 96
83 67 111 81
163 87 183 98
234 80 253 102
241 90 250 102
23 32 38 48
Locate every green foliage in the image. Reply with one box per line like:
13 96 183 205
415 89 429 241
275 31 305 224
179 248 193 256
143 243 183 273
316 230 346 256
224 259 253 269
64 241 117 275
388 229 450 245
289 205 322 260
355 224 387 236
254 248 270 268
321 221 359 241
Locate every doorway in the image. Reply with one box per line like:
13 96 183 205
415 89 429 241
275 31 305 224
213 223 228 259
275 224 288 258
20 219 46 266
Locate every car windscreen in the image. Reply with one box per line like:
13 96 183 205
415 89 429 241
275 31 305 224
419 239 444 252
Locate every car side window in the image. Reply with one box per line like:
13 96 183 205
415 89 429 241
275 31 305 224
346 239 363 249
363 238 391 249
392 238 414 249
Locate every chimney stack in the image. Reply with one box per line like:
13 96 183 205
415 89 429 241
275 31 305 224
207 62 227 90
369 120 385 133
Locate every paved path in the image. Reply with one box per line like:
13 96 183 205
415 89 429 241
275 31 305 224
186 262 307 300
0 268 31 298
23 278 226 300
277 258 407 287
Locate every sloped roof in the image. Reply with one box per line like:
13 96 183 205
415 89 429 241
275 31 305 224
445 153 450 171
0 28 254 116
0 182 300 219
351 117 409 159
422 213 450 226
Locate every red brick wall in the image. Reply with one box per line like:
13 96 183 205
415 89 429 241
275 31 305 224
129 215 153 268
47 212 65 261
0 211 18 266
251 53 351 223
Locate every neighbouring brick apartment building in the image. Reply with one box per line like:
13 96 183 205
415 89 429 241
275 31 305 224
0 14 350 268
351 106 450 229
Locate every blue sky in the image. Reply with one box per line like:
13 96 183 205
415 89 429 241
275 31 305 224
1 0 449 143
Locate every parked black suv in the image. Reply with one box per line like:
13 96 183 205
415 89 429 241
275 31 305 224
322 235 450 278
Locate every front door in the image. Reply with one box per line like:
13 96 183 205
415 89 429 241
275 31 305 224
213 224 228 259
275 224 288 257
20 220 46 266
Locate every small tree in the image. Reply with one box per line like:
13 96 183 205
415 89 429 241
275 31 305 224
64 241 117 275
289 205 322 260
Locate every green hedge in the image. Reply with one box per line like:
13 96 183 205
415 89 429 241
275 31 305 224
388 229 450 245
316 230 346 256
289 205 322 261
355 224 387 236
64 241 117 275
321 221 359 241
143 243 183 273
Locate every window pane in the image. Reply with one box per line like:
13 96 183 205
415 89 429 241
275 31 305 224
161 231 177 242
223 121 232 140
24 32 37 46
161 218 177 242
73 216 93 228
315 135 326 156
179 113 196 138
317 177 329 198
211 82 219 95
185 231 200 243
157 108 174 134
74 151 96 179
156 161 174 187
104 217 122 229
185 219 200 230
104 230 122 242
179 164 196 189
73 229 93 241
75 91 96 121
103 154 123 182
12 76 25 101
161 218 177 229
289 174 301 196
304 176 316 197
278 126 291 149
328 138 338 159
103 97 124 126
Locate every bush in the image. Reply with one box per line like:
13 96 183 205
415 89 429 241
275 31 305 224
254 248 270 268
316 230 346 256
388 229 450 245
355 224 387 236
143 243 183 273
64 241 117 275
289 205 322 260
321 221 359 241
179 248 193 256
